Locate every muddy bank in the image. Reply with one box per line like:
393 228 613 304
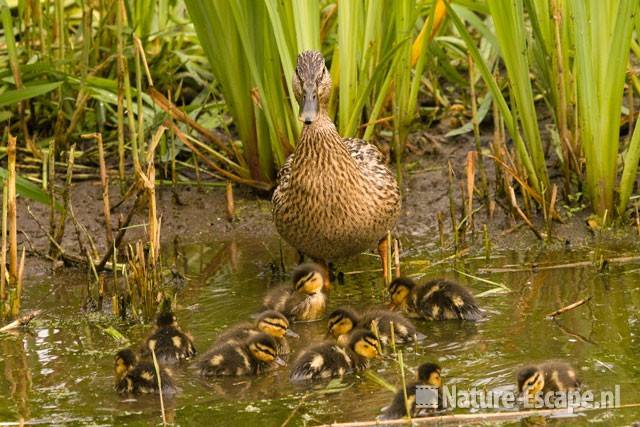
15 132 634 278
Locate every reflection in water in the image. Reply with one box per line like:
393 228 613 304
1 239 640 425
2 335 32 420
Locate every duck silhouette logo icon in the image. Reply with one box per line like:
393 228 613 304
416 385 439 409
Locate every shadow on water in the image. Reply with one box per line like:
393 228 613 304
2 235 640 425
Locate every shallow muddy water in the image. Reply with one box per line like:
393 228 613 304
2 235 640 426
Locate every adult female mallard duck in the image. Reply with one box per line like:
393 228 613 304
272 50 401 278
140 308 196 364
388 277 483 321
380 362 444 419
517 361 581 402
114 349 175 395
262 263 328 321
289 329 380 381
213 310 297 355
326 307 423 345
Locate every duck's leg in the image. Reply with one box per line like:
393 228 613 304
378 235 390 285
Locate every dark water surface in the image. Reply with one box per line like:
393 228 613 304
1 236 640 426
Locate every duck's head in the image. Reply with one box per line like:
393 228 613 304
326 308 359 339
247 333 286 366
114 349 137 379
418 362 442 388
256 310 298 338
388 277 416 309
293 50 331 125
517 365 545 401
348 329 380 360
293 263 327 294
156 311 178 328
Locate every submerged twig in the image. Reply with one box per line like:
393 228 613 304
0 309 42 332
545 296 592 319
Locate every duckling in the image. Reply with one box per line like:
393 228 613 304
327 307 423 345
114 349 175 395
199 332 285 377
380 363 444 419
290 329 380 381
388 277 483 321
140 309 196 364
517 361 581 402
263 263 328 321
213 310 297 355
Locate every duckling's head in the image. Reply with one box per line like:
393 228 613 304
247 333 286 366
256 310 293 338
327 308 359 339
388 278 416 308
517 365 545 400
293 263 327 294
348 329 380 360
418 363 442 388
156 311 178 328
293 50 331 125
114 349 137 378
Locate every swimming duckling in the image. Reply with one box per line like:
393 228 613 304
290 329 380 381
327 307 423 345
114 349 175 395
263 263 328 321
388 277 483 321
517 361 581 402
199 332 285 377
380 363 444 419
213 310 298 355
140 309 196 364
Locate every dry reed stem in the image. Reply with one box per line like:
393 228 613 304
466 151 476 233
1 182 7 304
12 247 25 317
225 181 235 221
7 134 18 286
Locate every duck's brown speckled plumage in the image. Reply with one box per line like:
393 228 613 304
273 51 400 261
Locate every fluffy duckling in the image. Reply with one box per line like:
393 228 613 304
388 278 483 321
327 307 423 345
114 349 175 395
199 332 285 377
517 361 581 402
290 329 380 381
263 263 328 321
140 309 196 364
213 310 298 355
380 363 444 419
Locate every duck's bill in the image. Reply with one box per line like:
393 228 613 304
274 356 287 366
299 91 318 124
285 329 300 338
